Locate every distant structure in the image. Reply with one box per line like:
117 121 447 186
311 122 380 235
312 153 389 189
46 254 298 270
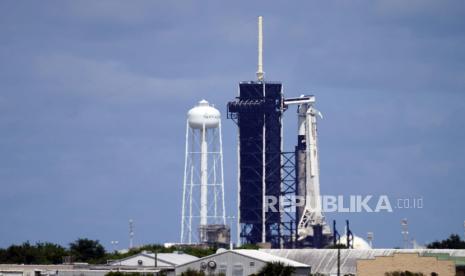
110 240 119 252
401 218 409 249
129 219 134 249
180 100 228 245
367 232 374 248
227 16 331 248
412 239 426 249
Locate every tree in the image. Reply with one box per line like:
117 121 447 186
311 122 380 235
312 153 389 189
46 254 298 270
108 244 217 259
385 272 425 276
0 248 6 262
252 261 295 276
0 242 66 264
236 243 260 250
69 238 105 263
426 234 465 249
180 269 206 276
105 272 168 276
3 242 36 264
35 242 67 264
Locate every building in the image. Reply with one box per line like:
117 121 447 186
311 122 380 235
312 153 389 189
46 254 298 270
108 251 198 268
0 252 197 276
357 253 457 276
0 264 169 276
262 248 465 275
175 249 310 276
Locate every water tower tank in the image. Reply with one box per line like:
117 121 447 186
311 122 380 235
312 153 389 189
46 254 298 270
187 100 220 129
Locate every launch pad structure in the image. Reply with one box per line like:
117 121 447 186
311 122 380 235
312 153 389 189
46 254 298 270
227 16 331 249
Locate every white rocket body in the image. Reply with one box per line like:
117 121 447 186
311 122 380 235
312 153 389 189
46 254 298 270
282 96 330 240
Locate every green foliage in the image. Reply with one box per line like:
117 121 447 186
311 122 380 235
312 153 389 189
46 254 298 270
179 246 217 258
180 269 206 276
105 272 167 276
0 242 66 264
4 242 37 264
105 244 216 260
105 272 143 276
179 269 224 276
0 240 218 265
105 272 169 276
235 243 260 250
35 242 68 264
253 261 295 276
426 234 465 249
384 271 425 276
69 238 106 264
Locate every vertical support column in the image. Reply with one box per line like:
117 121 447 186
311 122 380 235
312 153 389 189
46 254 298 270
180 120 189 243
200 124 208 240
261 82 267 244
189 165 194 244
219 121 227 225
261 117 266 243
236 124 241 247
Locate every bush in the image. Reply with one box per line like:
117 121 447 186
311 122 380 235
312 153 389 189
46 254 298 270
69 238 106 264
180 269 205 276
254 261 295 276
384 271 425 276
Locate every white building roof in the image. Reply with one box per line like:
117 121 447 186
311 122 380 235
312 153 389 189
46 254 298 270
144 252 198 266
261 249 465 275
232 249 310 268
109 251 198 267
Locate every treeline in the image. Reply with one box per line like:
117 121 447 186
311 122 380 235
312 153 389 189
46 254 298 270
0 242 66 264
2 234 463 265
0 239 217 265
426 234 465 249
0 238 105 264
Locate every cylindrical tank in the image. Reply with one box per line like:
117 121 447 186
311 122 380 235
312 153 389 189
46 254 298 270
187 100 221 129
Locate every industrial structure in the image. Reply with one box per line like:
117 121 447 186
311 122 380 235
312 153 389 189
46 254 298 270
180 100 229 245
227 16 332 248
401 218 410 249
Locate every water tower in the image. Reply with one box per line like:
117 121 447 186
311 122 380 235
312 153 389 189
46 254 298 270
180 100 228 245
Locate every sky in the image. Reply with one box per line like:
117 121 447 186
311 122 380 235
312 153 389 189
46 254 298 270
0 1 464 249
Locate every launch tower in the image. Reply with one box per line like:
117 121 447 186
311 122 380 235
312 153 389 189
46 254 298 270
228 16 332 248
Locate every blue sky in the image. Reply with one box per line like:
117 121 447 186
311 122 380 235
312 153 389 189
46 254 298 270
0 1 464 249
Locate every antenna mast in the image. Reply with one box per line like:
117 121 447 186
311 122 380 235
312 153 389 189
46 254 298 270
256 16 264 81
401 218 409 249
367 232 374 248
129 219 134 249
